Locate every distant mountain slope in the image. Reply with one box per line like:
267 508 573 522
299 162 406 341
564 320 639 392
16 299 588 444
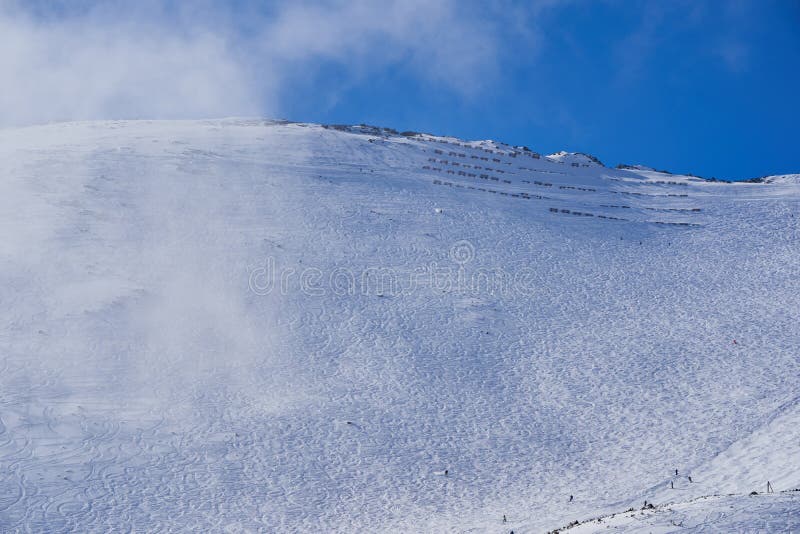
0 119 798 532
762 173 800 184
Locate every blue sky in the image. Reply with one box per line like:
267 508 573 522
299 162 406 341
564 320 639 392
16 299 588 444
276 1 800 181
3 0 799 180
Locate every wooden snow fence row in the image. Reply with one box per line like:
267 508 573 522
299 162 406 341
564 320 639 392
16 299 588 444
643 207 702 213
613 190 690 198
653 221 702 227
432 180 546 200
423 162 511 183
431 138 541 162
559 185 597 192
549 207 627 221
650 180 689 186
423 165 501 182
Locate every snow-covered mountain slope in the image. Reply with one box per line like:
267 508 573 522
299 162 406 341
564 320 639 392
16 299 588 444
762 174 800 185
0 119 798 533
561 492 800 533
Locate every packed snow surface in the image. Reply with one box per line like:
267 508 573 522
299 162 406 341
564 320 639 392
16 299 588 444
564 492 800 533
1 119 799 532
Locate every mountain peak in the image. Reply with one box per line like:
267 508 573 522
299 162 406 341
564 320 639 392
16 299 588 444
545 150 605 167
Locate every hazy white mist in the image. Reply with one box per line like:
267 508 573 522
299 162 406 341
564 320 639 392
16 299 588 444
0 0 520 127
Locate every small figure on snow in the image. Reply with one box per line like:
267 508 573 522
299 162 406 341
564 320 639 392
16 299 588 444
569 495 573 502
688 476 693 483
503 515 507 524
444 469 448 476
675 469 679 476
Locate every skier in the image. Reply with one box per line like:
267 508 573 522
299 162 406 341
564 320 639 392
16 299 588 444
670 481 674 489
503 515 507 524
688 476 693 483
675 469 679 476
569 495 573 502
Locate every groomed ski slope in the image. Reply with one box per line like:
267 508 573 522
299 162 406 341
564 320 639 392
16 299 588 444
0 119 798 532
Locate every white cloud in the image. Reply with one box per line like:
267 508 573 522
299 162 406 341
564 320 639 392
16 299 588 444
0 0 537 127
260 0 501 94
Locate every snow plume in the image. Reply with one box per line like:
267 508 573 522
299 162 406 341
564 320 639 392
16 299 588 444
0 1 261 126
126 146 295 411
0 0 523 127
0 120 305 417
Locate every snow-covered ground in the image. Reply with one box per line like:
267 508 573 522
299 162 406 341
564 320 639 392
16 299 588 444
562 492 800 533
1 119 798 532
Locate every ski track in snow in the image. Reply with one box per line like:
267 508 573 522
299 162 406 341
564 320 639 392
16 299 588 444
0 119 799 532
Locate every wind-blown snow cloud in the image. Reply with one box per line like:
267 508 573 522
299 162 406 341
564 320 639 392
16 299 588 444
0 0 530 127
0 1 261 126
